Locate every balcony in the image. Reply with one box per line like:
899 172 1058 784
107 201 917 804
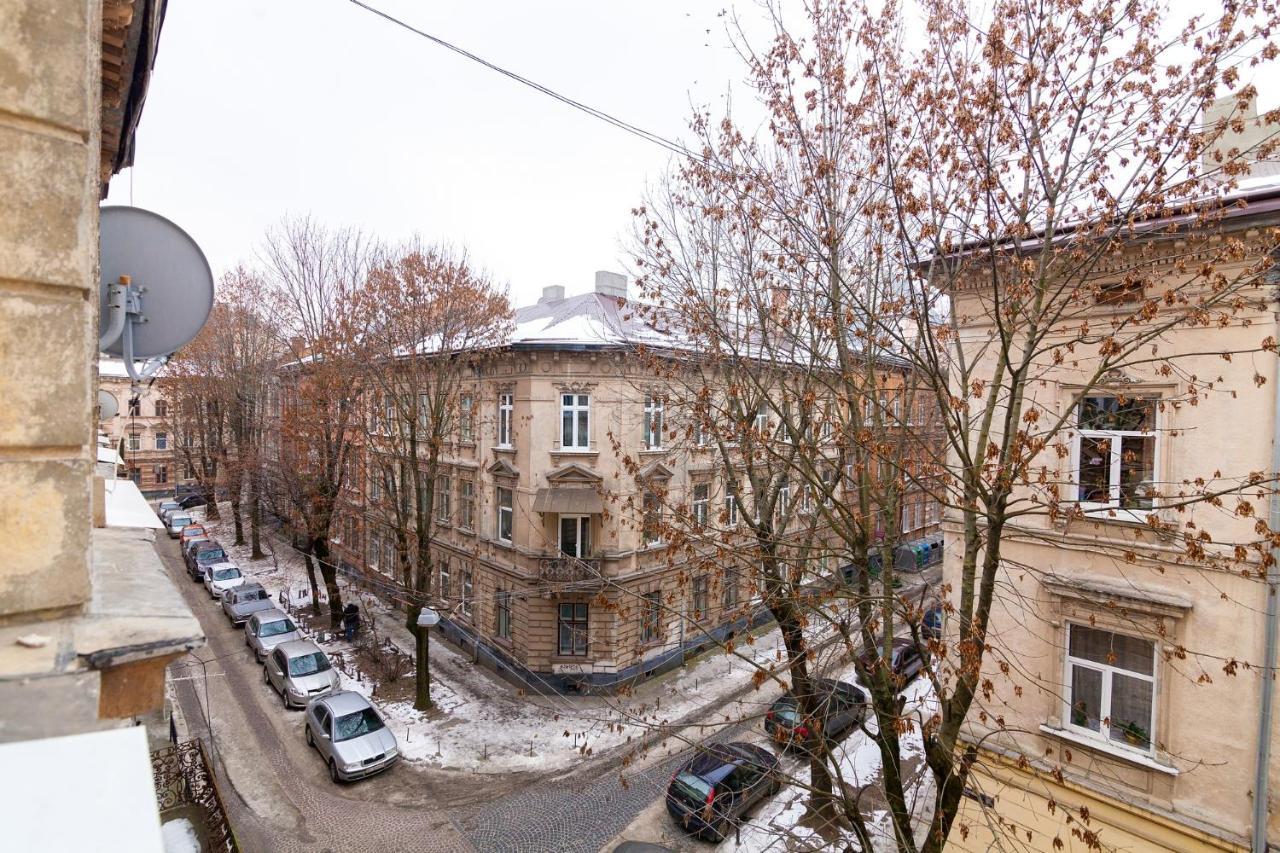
538 555 602 584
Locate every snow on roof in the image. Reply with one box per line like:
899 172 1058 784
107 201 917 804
103 477 166 529
509 291 671 348
97 445 124 466
98 358 130 378
0 726 165 852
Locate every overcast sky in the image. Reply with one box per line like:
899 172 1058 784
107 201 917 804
107 0 766 307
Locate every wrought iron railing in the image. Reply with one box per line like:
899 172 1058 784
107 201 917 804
151 738 238 852
538 555 602 583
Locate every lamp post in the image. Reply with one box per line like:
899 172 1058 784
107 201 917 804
415 607 440 710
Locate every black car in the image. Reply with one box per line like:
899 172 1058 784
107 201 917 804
178 493 207 510
765 678 866 751
186 541 228 581
859 638 925 688
666 742 780 842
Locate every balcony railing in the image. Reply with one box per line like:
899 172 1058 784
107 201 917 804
538 555 601 583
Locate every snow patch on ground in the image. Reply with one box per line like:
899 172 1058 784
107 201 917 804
161 817 200 853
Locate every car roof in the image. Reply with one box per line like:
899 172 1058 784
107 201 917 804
684 742 762 780
253 608 290 623
317 690 372 716
194 541 224 551
207 562 240 572
275 639 323 657
233 583 266 595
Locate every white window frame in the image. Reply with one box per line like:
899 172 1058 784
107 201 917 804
558 514 591 558
462 570 474 618
496 486 514 543
459 394 474 442
561 393 591 449
497 392 514 448
1073 394 1159 521
459 479 475 530
496 590 512 640
1063 623 1158 756
644 396 664 450
724 493 739 527
127 433 141 452
642 490 663 546
692 483 709 527
436 474 451 523
753 404 769 435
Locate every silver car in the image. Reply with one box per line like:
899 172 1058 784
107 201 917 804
166 514 194 538
265 639 340 709
305 691 398 782
203 562 245 599
244 608 301 662
221 583 274 626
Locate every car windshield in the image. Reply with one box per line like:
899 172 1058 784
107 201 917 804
259 618 296 638
333 707 385 742
197 549 226 563
171 517 191 527
212 568 241 581
288 652 331 677
671 771 714 806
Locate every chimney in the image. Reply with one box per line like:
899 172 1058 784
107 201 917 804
1201 89 1279 181
594 270 628 300
539 285 565 304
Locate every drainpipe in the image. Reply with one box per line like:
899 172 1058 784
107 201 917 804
1254 324 1280 853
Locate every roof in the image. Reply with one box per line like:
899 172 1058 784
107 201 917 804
321 690 375 715
510 291 670 349
102 477 164 529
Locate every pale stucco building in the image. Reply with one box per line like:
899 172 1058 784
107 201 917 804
944 183 1280 851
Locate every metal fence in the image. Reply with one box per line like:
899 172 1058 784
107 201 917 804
151 738 238 852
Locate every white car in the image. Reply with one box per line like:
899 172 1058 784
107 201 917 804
203 562 245 599
166 514 195 538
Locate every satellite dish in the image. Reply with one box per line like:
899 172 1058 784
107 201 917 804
97 390 119 419
98 206 213 362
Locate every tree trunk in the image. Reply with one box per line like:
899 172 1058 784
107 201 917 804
230 471 245 546
248 473 264 559
302 550 322 617
312 537 344 629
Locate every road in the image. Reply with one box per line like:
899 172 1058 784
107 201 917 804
159 533 938 853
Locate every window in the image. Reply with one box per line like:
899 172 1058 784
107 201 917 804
1065 624 1156 751
497 392 514 448
154 431 168 450
367 532 381 572
496 486 514 543
462 570 474 618
642 490 662 545
753 404 769 435
776 480 791 522
127 433 141 452
724 493 739 527
692 575 709 619
557 602 588 656
496 591 512 640
129 467 141 485
694 411 711 447
154 464 168 484
559 515 591 558
460 480 475 529
154 399 168 418
384 396 396 436
692 483 709 528
368 467 382 502
127 398 141 417
439 560 451 599
436 474 451 523
723 571 738 610
1076 396 1156 512
182 463 194 480
640 591 662 644
644 396 664 449
561 393 590 449
459 394 474 442
183 433 194 448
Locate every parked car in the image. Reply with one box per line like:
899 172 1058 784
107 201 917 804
858 637 925 687
921 605 944 641
157 500 181 521
185 541 226 580
166 514 194 538
665 742 780 842
178 493 207 510
178 524 208 548
203 562 246 599
305 691 398 782
265 640 340 709
245 608 301 662
765 678 867 751
222 583 275 626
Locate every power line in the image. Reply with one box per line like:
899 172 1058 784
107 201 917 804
342 0 703 162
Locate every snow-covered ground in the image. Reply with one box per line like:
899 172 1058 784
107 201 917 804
161 817 200 853
198 514 796 774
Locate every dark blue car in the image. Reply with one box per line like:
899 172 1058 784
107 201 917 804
665 742 780 842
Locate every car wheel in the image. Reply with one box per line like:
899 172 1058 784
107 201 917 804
328 759 341 784
280 685 290 709
263 667 270 685
306 725 314 747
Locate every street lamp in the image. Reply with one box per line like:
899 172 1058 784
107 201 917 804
415 607 440 710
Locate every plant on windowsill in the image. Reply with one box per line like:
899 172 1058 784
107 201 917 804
1119 720 1149 747
1070 702 1089 728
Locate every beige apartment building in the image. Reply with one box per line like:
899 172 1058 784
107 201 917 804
944 184 1280 850
99 359 180 495
0 1 206 847
328 273 941 693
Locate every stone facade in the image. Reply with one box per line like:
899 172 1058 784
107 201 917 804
98 361 181 496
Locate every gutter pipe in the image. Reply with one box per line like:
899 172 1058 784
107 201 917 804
1254 310 1280 853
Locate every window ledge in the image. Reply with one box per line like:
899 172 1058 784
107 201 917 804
550 449 599 457
1076 505 1155 525
638 448 667 456
1038 724 1178 776
494 446 516 454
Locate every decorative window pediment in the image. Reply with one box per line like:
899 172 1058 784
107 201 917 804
637 460 674 481
486 458 520 479
545 462 603 485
